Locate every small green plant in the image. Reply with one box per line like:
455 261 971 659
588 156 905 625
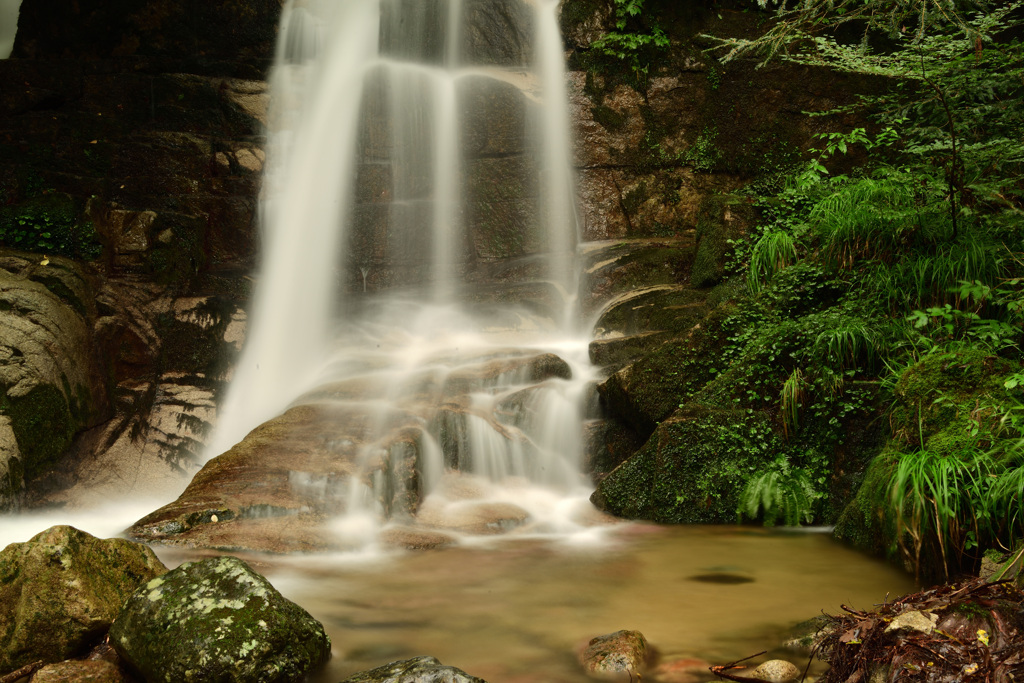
738 459 820 526
780 367 805 439
706 65 721 90
589 0 670 78
747 230 797 293
0 193 102 260
813 317 881 371
684 127 721 172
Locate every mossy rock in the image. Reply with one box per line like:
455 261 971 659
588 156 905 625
691 194 754 288
832 446 901 561
0 383 75 481
0 259 107 484
591 405 779 524
980 544 1024 588
889 349 1014 445
598 305 734 436
0 525 167 673
593 286 709 338
110 556 331 683
0 417 23 511
583 239 696 316
584 416 646 479
588 330 671 372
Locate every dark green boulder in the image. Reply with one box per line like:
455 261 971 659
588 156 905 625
109 555 330 683
0 525 167 673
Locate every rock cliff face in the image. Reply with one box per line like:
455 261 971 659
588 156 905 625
0 0 881 523
0 0 272 509
12 0 279 79
0 255 107 509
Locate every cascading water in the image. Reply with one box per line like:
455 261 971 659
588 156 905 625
206 0 596 546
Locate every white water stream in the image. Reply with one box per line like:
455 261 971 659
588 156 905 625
203 0 589 545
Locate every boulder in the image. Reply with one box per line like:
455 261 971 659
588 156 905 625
578 630 654 681
595 305 733 438
597 334 714 438
588 332 670 373
590 406 779 524
691 194 754 288
416 499 531 535
579 237 696 319
442 352 572 394
340 656 486 683
592 286 709 339
126 403 379 553
378 526 458 550
583 417 644 481
462 0 533 67
128 346 576 552
109 556 330 683
0 525 167 673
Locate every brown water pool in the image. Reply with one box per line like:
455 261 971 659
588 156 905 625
246 523 916 683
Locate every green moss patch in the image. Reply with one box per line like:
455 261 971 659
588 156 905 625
592 405 779 523
0 384 74 481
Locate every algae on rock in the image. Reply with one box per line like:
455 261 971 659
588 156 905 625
591 406 779 524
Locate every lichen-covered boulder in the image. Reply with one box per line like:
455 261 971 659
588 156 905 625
109 556 330 683
0 525 167 673
340 656 487 683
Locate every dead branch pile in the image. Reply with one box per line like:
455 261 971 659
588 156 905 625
815 578 1024 683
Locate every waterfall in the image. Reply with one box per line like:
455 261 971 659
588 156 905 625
207 0 591 542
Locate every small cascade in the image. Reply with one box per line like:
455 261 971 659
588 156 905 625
206 0 590 547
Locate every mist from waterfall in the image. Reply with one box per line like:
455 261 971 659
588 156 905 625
206 0 593 544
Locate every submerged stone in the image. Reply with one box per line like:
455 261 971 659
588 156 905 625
578 630 653 681
109 556 330 683
686 572 755 585
0 525 167 673
339 656 487 683
750 659 801 683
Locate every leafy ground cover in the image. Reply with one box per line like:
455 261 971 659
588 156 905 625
691 0 1024 580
